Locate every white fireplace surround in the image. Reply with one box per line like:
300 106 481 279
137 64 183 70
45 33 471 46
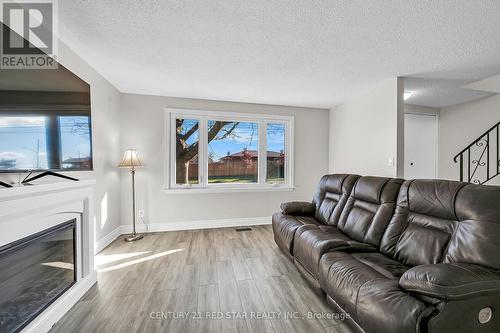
0 180 96 333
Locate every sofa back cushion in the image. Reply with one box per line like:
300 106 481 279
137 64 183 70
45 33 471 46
380 180 466 267
312 174 360 226
336 176 403 246
444 184 500 269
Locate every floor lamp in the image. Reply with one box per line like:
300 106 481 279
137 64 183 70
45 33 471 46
119 149 144 242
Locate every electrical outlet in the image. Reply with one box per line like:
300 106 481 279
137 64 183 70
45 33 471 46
138 210 145 218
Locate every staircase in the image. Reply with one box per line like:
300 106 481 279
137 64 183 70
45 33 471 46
454 121 500 184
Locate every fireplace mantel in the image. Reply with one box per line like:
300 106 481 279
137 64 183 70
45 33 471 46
0 179 96 202
0 180 97 333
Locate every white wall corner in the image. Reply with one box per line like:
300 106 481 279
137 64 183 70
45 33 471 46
328 106 336 173
95 225 123 254
328 77 400 177
396 77 405 178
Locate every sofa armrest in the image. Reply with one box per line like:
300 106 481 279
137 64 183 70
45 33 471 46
280 201 315 216
400 263 500 300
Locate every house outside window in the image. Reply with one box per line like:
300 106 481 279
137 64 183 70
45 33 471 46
166 108 294 192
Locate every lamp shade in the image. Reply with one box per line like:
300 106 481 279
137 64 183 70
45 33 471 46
118 149 143 169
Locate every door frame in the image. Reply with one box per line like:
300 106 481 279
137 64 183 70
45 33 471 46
404 111 439 179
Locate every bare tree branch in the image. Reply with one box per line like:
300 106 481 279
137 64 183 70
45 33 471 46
176 120 241 183
180 122 199 141
213 122 239 141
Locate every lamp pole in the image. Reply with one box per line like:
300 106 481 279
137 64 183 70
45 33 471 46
125 166 143 242
131 168 136 235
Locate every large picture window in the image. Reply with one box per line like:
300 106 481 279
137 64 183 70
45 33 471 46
167 109 293 191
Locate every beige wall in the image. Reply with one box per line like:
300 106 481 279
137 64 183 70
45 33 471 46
439 93 500 185
50 41 123 242
329 78 403 177
119 93 329 226
0 41 123 243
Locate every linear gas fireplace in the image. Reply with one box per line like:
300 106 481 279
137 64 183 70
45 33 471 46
0 219 76 333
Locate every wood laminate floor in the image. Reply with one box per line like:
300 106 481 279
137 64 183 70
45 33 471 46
50 225 354 333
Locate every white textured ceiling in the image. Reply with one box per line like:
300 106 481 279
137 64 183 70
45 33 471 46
463 73 500 93
58 1 500 108
403 77 496 108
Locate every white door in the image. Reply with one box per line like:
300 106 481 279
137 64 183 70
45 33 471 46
404 113 437 179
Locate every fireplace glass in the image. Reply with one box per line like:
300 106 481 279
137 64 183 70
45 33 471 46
0 219 76 333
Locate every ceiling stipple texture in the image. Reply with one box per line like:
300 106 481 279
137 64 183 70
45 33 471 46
403 77 495 108
59 1 500 108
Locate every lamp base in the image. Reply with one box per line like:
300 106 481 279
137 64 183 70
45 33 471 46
124 233 144 242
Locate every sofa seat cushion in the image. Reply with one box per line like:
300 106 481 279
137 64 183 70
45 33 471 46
352 252 410 279
293 225 377 279
271 212 321 256
318 252 429 332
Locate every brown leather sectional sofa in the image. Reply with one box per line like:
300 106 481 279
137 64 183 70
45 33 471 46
272 174 500 333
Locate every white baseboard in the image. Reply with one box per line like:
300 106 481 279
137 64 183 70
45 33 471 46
94 226 122 254
94 216 271 253
121 216 271 234
24 271 97 333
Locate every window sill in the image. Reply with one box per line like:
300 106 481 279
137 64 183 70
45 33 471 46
162 186 295 194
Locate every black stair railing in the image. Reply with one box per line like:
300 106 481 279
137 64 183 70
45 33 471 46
454 121 500 184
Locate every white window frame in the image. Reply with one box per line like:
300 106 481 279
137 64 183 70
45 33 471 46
164 108 294 193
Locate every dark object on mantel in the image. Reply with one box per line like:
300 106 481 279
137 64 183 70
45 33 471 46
22 171 79 185
0 180 12 188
